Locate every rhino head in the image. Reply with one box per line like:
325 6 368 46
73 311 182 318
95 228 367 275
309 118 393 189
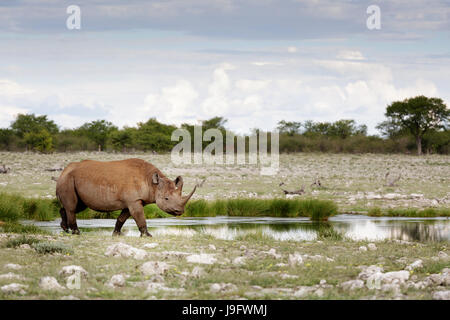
152 173 196 216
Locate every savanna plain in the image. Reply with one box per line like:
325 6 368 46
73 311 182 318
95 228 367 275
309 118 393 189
0 152 448 300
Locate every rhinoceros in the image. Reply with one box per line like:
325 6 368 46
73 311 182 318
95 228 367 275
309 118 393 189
56 158 196 236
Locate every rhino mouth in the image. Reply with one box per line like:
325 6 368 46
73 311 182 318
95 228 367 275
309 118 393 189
167 210 184 216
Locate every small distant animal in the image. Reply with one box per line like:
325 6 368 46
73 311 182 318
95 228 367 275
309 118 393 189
56 158 197 236
0 165 10 174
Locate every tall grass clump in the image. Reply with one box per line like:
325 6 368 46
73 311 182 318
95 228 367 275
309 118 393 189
32 241 73 255
298 199 338 221
0 193 24 221
0 222 50 235
21 198 59 221
4 235 41 248
185 200 214 217
368 207 449 217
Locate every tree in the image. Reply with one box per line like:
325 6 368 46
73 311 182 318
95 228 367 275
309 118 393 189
78 120 118 151
24 129 53 153
11 113 58 138
382 96 449 155
277 120 301 136
136 118 177 151
110 127 137 152
0 129 14 150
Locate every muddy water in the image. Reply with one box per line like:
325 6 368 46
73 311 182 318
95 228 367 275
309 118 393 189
22 215 449 242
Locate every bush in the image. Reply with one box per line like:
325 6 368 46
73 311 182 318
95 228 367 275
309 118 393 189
32 241 73 255
298 199 338 221
4 235 41 248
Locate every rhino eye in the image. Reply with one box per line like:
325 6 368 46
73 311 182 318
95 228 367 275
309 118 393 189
165 197 169 201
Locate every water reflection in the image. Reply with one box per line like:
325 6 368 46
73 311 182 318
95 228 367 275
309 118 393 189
21 215 449 242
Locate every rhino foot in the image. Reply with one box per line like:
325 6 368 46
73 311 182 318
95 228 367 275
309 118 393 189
72 229 80 235
112 231 123 236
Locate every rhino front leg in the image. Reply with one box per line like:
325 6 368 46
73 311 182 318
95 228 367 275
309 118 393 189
129 202 152 237
113 208 131 236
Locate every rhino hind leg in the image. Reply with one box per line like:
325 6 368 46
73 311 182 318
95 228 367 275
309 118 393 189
59 208 69 233
113 208 131 236
129 202 152 237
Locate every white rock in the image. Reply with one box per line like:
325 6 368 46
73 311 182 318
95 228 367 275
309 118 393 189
140 261 170 276
382 271 410 284
438 251 448 260
190 266 204 278
39 276 65 291
432 290 450 300
1 283 28 295
314 288 325 297
320 279 327 285
288 253 303 266
208 244 216 250
358 265 384 280
341 280 365 291
280 274 299 279
186 253 217 265
233 256 246 265
239 245 247 250
294 286 315 297
143 243 158 249
59 265 88 278
105 242 147 260
367 243 377 251
4 263 22 270
381 283 400 294
19 244 31 249
210 283 237 293
0 272 26 281
107 274 126 288
405 259 423 271
267 248 282 259
359 246 367 252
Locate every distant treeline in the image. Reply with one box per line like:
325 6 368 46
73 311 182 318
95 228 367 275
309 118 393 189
0 112 448 154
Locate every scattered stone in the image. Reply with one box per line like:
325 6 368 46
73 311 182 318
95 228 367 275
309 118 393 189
293 286 315 297
210 283 237 293
314 288 325 297
233 256 246 265
266 248 282 259
438 251 449 260
190 266 204 278
19 244 31 250
59 265 88 278
143 243 158 249
382 271 410 284
1 283 28 295
39 276 65 291
288 253 303 266
432 290 450 300
107 274 126 288
4 263 22 270
209 244 216 251
140 261 170 276
405 259 423 271
320 279 327 285
186 253 217 265
280 274 299 279
105 242 147 260
358 265 384 281
367 243 377 251
0 273 26 281
426 268 450 286
275 263 288 267
340 280 365 291
381 283 401 294
146 282 184 293
359 246 367 252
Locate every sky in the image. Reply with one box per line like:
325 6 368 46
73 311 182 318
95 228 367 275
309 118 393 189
0 0 449 135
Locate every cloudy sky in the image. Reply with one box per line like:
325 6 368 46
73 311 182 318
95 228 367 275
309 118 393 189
0 0 449 134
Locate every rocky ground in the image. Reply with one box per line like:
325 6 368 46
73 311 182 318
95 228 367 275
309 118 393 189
0 231 448 300
0 152 449 212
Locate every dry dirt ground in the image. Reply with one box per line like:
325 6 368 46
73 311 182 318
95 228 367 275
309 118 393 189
0 152 449 211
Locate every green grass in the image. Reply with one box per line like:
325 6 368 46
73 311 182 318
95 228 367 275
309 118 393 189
0 221 50 235
368 207 450 217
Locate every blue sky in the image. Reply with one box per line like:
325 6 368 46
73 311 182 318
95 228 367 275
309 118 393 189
0 0 449 134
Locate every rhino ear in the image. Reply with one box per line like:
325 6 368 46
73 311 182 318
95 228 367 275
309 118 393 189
174 176 183 190
152 173 160 184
